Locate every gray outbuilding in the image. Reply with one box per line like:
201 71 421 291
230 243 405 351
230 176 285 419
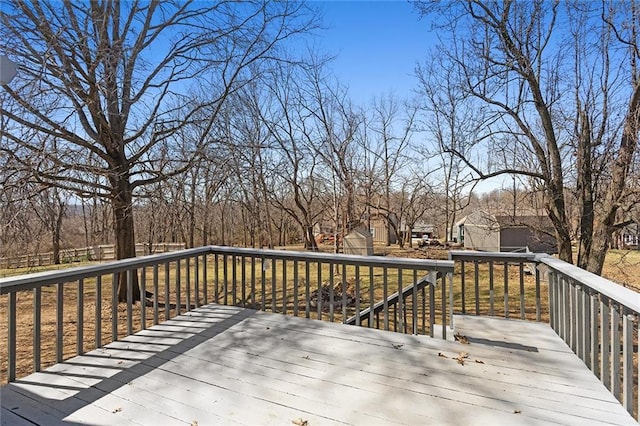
461 211 557 253
343 228 374 256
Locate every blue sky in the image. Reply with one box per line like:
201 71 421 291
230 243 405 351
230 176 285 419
314 1 433 105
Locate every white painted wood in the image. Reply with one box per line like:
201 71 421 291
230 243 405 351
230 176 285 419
2 304 636 425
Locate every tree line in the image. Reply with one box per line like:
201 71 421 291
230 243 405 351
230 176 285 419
1 1 639 301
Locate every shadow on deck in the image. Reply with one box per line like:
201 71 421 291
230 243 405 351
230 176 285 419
1 304 635 425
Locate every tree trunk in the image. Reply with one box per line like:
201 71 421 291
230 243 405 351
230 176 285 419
113 179 140 302
52 204 64 265
576 108 594 270
305 225 318 251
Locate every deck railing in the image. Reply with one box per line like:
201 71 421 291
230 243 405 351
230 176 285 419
0 245 453 384
3 246 638 419
449 250 640 420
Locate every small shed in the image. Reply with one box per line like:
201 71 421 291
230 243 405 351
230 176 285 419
343 228 374 256
462 211 557 253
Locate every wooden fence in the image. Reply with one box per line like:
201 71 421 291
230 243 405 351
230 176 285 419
0 243 186 269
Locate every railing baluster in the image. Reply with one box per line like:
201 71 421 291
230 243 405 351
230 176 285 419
503 262 509 319
412 269 418 335
429 279 435 338
317 261 322 319
489 260 494 317
460 260 466 314
195 256 200 308
519 262 525 320
572 281 579 354
176 259 182 314
282 259 288 315
590 290 599 375
261 255 266 312
141 267 146 329
271 258 277 313
611 303 621 400
548 271 556 332
369 266 374 327
112 273 118 341
562 275 570 342
339 263 346 323
231 255 237 307
442 272 448 340
95 276 102 348
223 255 228 305
622 311 633 413
78 278 84 355
33 287 41 372
215 254 220 304
383 267 389 331
355 266 361 327
153 265 159 325
397 268 403 333
241 255 246 308
601 296 611 389
164 262 170 320
8 291 17 381
305 261 310 318
329 263 335 322
126 271 133 336
57 282 64 362
186 257 191 312
293 260 299 317
581 286 590 364
202 254 208 305
535 264 541 322
474 260 479 315
251 256 256 309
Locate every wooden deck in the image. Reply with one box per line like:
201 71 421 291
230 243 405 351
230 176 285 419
1 304 635 425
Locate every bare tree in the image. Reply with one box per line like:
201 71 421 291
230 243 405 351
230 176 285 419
300 58 363 252
0 1 317 300
259 61 326 250
367 95 417 246
415 57 478 243
415 0 640 273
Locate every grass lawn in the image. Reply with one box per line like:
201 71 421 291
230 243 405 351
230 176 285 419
1 245 639 385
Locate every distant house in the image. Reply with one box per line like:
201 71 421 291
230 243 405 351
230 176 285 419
460 211 557 253
617 223 640 249
409 222 437 238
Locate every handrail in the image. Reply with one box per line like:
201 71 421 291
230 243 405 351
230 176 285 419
448 250 537 263
0 247 212 294
345 273 437 325
536 254 640 314
0 245 454 295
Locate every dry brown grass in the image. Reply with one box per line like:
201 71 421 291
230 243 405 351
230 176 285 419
2 246 639 388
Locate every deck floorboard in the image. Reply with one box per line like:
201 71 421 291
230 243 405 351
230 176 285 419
1 305 635 425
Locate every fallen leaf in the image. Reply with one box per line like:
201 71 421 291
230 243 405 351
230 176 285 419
438 352 448 358
292 418 308 426
454 352 469 365
454 333 469 344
